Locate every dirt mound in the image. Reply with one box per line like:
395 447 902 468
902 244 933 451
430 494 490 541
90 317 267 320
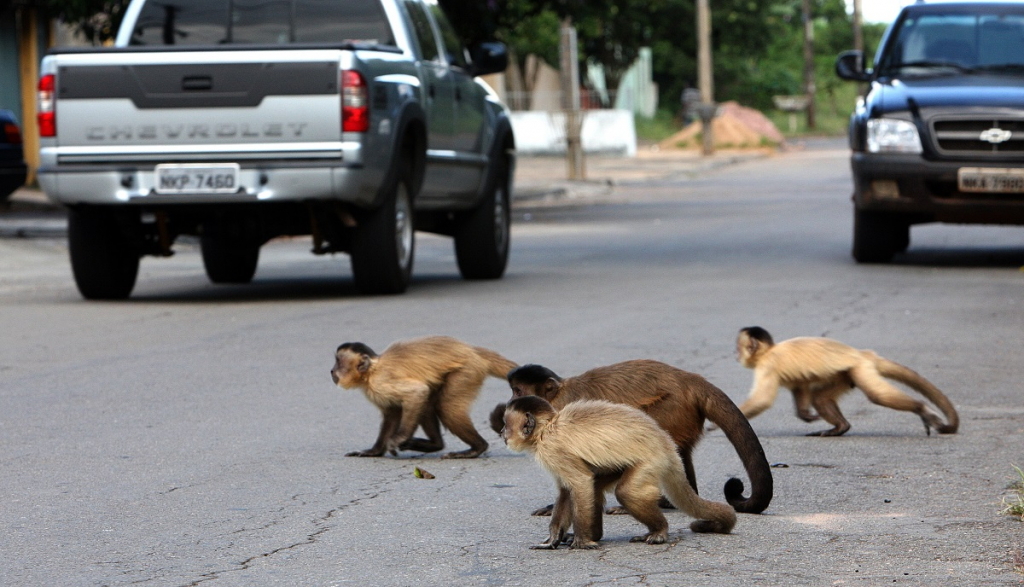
659 101 784 150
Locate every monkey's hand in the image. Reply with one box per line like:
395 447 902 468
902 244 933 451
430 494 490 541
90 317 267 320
529 540 559 550
531 504 555 516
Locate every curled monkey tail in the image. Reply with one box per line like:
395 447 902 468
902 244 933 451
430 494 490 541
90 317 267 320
875 357 959 434
474 347 519 380
704 391 774 514
660 457 736 534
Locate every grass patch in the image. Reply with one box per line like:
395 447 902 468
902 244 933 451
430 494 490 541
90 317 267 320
634 110 682 143
1002 465 1024 521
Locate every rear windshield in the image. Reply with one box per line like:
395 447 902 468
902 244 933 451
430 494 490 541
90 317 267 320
129 0 394 46
878 9 1024 76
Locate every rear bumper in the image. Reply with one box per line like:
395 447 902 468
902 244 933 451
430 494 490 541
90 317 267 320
0 162 28 198
851 152 1024 224
38 160 380 208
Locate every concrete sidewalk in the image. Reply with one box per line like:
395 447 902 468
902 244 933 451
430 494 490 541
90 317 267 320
0 146 773 237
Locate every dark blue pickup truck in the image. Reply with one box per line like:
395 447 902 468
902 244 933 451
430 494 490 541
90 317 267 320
836 2 1024 262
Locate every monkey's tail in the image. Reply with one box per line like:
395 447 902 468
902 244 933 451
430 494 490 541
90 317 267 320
661 457 736 534
704 390 774 514
876 357 959 434
475 347 519 380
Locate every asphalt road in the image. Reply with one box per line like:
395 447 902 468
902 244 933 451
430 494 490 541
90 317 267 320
1 141 1022 586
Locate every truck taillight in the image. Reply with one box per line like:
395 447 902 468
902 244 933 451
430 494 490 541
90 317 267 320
341 70 369 133
37 74 55 138
2 122 21 145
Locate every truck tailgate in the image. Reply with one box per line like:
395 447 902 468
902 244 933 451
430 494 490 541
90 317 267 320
50 50 344 164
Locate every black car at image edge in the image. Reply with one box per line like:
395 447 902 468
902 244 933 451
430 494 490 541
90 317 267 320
0 109 28 202
836 1 1024 262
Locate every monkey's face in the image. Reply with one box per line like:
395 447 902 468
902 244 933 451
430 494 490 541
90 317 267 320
509 378 559 401
736 333 757 368
501 408 537 453
331 349 368 389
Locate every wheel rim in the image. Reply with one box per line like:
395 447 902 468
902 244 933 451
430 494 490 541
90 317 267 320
395 183 413 269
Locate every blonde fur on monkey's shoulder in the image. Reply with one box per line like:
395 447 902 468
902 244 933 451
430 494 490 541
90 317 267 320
535 400 679 471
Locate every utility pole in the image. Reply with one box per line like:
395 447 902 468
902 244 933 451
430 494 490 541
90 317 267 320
696 0 715 156
852 0 863 53
560 18 584 180
802 0 816 130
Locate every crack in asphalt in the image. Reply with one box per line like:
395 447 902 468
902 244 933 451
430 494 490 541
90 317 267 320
178 484 389 587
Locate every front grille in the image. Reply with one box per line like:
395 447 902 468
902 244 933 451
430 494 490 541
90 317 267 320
932 118 1024 154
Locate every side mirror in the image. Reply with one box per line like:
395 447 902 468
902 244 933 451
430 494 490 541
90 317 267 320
469 41 508 77
836 50 872 82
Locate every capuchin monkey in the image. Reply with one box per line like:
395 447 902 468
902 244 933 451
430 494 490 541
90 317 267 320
735 326 959 437
502 396 736 550
331 336 517 458
490 361 772 514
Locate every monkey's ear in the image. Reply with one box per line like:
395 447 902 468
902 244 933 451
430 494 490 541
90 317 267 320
523 413 535 437
541 378 559 400
356 354 372 374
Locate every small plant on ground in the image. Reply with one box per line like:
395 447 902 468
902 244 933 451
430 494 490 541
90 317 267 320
1001 465 1024 521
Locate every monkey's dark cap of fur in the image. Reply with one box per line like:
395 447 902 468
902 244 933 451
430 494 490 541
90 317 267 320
741 327 773 345
337 342 377 356
507 395 555 413
507 363 561 384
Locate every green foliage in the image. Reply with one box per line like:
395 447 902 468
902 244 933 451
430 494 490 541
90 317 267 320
1003 465 1024 522
11 0 130 44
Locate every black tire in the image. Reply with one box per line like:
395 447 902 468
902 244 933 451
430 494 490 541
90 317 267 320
200 232 260 284
350 177 415 294
68 207 140 300
852 208 907 263
455 153 511 279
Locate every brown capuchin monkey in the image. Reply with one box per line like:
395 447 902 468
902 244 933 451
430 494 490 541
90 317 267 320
501 396 736 550
331 336 517 458
735 326 959 437
490 360 772 515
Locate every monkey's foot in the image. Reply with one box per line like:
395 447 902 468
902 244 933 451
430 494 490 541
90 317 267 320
568 538 600 550
630 531 667 545
690 519 729 534
531 504 555 516
805 426 849 437
345 449 384 457
605 505 629 515
797 410 821 423
441 448 485 459
529 542 559 550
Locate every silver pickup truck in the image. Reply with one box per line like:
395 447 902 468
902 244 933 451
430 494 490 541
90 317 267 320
38 0 514 298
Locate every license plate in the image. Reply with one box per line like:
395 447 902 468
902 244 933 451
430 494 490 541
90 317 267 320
155 163 240 194
957 167 1024 193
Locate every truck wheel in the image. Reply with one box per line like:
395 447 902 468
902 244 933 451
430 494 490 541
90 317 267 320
454 155 510 279
350 177 415 294
852 208 906 263
68 207 140 300
200 232 260 284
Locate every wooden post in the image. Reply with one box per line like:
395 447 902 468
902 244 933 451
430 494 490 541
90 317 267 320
560 18 584 180
802 0 816 130
17 8 41 184
696 0 715 156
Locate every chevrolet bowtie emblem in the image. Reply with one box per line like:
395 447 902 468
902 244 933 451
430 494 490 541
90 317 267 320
979 127 1012 144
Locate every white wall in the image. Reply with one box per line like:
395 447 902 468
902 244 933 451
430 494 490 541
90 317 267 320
510 109 636 157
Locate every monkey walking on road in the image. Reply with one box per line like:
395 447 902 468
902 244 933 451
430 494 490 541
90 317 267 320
734 326 958 437
501 396 736 550
331 336 517 458
491 360 773 514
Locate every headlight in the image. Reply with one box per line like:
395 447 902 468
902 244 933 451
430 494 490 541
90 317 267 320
867 118 922 153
